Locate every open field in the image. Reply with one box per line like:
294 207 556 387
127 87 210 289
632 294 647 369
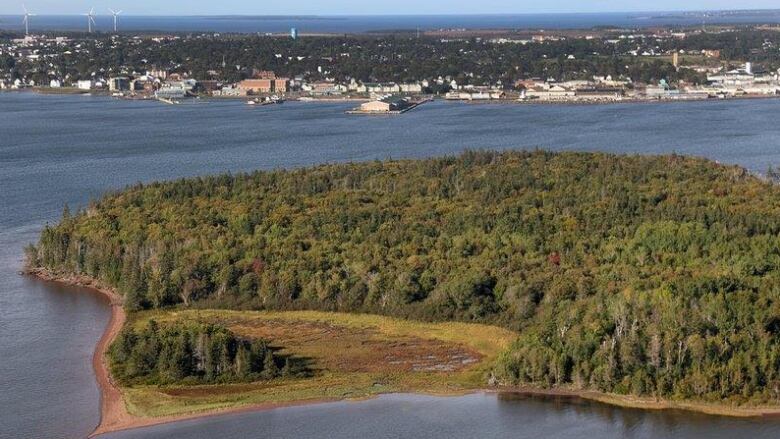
120 310 516 418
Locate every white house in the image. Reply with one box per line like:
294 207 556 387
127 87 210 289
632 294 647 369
524 85 576 100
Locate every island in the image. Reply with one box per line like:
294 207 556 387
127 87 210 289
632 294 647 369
25 150 780 435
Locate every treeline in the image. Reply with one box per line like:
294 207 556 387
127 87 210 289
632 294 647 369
12 29 780 87
659 29 780 64
110 320 300 385
31 150 780 402
7 33 711 88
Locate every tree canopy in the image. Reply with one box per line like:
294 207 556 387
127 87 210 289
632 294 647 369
31 150 780 403
109 320 297 385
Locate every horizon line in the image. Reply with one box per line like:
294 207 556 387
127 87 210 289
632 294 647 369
3 8 780 17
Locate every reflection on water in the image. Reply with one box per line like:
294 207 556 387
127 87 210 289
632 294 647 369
497 392 780 438
99 392 780 439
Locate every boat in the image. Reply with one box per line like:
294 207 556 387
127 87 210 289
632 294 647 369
157 97 179 105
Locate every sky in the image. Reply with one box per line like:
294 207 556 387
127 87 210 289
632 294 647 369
5 1 780 16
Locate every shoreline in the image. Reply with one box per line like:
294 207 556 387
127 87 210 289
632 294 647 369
25 268 135 437
9 87 780 108
490 386 780 419
26 268 345 437
21 269 780 437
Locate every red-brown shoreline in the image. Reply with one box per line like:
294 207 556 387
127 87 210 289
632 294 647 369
24 268 347 437
22 268 780 437
25 268 135 436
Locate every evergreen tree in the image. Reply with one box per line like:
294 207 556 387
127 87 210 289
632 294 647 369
262 351 278 379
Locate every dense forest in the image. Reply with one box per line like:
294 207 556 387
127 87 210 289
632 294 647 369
110 320 299 385
30 150 780 403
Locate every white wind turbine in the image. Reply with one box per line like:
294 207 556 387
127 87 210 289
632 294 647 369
84 8 97 33
108 9 122 33
22 4 36 36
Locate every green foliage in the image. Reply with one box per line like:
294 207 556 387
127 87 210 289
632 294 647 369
33 150 780 402
13 29 780 89
108 320 294 385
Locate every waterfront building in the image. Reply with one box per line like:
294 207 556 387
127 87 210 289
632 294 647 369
364 82 401 94
351 82 422 95
574 87 625 101
77 79 93 90
108 76 130 92
523 84 576 101
238 72 289 95
645 82 681 99
301 81 342 95
155 79 198 98
359 95 412 112
291 28 298 40
213 85 243 97
708 69 755 87
445 91 504 100
238 79 273 94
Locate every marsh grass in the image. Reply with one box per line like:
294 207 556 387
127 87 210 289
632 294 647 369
121 310 515 418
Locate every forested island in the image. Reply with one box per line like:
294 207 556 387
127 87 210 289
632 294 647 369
27 150 780 422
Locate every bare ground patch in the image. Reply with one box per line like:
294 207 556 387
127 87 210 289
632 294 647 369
207 317 483 374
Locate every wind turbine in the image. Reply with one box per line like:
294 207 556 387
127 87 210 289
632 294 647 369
84 8 97 33
22 4 36 36
108 9 122 33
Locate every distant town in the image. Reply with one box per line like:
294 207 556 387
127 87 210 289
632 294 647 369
4 22 780 112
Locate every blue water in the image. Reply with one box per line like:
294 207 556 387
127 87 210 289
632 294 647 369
2 11 780 34
3 92 780 438
101 393 780 439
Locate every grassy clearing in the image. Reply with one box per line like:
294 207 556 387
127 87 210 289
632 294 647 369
121 310 515 418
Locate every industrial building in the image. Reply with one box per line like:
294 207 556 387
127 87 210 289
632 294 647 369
237 72 289 95
358 95 413 113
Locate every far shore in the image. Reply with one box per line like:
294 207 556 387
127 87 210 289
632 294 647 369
21 268 780 437
8 87 780 108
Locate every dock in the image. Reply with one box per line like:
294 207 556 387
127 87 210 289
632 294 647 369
346 97 431 115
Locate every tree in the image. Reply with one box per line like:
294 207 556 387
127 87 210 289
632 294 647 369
262 350 278 379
